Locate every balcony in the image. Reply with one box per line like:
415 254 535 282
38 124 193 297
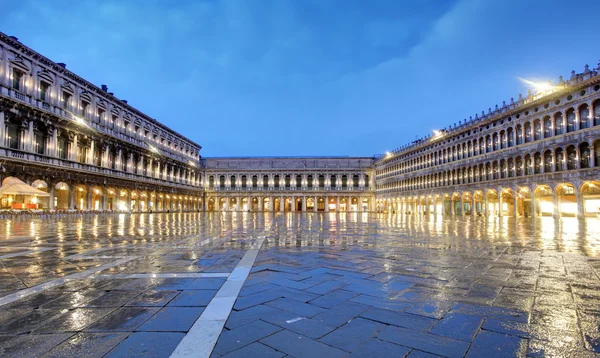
206 186 369 192
0 147 200 191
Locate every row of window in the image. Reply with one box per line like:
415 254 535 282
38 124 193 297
377 102 600 178
208 174 370 189
377 142 599 192
10 67 199 159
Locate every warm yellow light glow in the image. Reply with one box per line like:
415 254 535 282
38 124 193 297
518 77 554 92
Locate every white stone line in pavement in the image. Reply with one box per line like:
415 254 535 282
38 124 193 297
91 273 230 279
0 247 56 259
0 256 136 307
170 237 266 358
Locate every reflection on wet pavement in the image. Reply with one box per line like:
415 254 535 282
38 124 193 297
0 212 598 356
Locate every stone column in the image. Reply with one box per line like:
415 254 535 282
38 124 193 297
336 197 340 212
87 187 93 210
484 196 488 217
514 193 519 218
471 196 476 217
301 197 306 212
258 197 263 211
0 112 4 147
460 197 464 216
552 192 560 219
280 196 284 212
49 185 56 210
314 196 318 212
71 134 78 161
531 193 536 219
27 120 34 152
498 189 503 217
450 199 455 216
576 191 584 219
325 196 329 212
291 196 295 212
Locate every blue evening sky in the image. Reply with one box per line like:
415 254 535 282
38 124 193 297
3 0 599 157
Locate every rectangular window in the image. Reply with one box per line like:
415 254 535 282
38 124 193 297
34 132 45 154
81 101 89 116
40 82 49 102
12 69 23 90
7 126 19 149
62 92 71 109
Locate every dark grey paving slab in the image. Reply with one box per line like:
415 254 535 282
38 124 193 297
406 299 455 319
430 312 484 342
312 302 371 327
233 289 283 310
84 307 159 332
0 333 73 358
226 304 285 329
452 303 529 323
105 332 185 357
167 289 217 307
466 330 527 357
481 317 531 339
350 294 413 311
239 282 279 297
378 325 470 358
214 320 282 355
83 290 142 307
261 310 337 339
349 339 411 358
260 329 348 358
44 332 130 358
265 297 325 317
187 278 227 290
125 290 180 307
34 307 116 333
407 349 445 357
320 317 386 352
0 308 63 334
305 279 349 295
221 342 285 358
309 289 358 308
39 290 108 309
137 306 204 332
361 307 437 331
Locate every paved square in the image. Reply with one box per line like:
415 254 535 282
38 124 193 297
0 212 599 357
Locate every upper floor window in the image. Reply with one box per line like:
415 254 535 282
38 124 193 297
62 92 71 109
40 81 50 102
81 101 89 116
12 69 23 90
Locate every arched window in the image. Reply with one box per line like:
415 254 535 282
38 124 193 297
566 108 576 133
342 175 348 188
555 148 564 171
274 175 280 188
534 153 541 174
533 120 541 141
307 175 313 188
579 105 590 129
594 100 600 126
544 150 553 172
263 175 269 188
252 175 258 188
580 143 590 169
296 175 302 188
353 174 359 187
330 175 337 188
284 175 291 188
219 175 225 188
209 176 215 188
230 175 236 188
555 113 564 135
566 146 577 170
524 122 532 143
318 175 325 188
543 116 552 138
241 175 247 188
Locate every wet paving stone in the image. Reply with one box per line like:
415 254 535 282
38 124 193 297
349 338 411 357
44 332 130 358
137 306 204 332
84 307 159 332
34 307 116 333
125 289 180 307
0 213 599 357
0 333 74 358
214 320 282 355
104 332 185 357
260 329 347 358
430 312 484 342
319 317 386 352
466 330 527 357
167 289 217 307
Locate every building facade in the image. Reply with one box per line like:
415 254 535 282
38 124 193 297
1 32 598 216
203 157 374 212
375 65 600 218
0 33 203 211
